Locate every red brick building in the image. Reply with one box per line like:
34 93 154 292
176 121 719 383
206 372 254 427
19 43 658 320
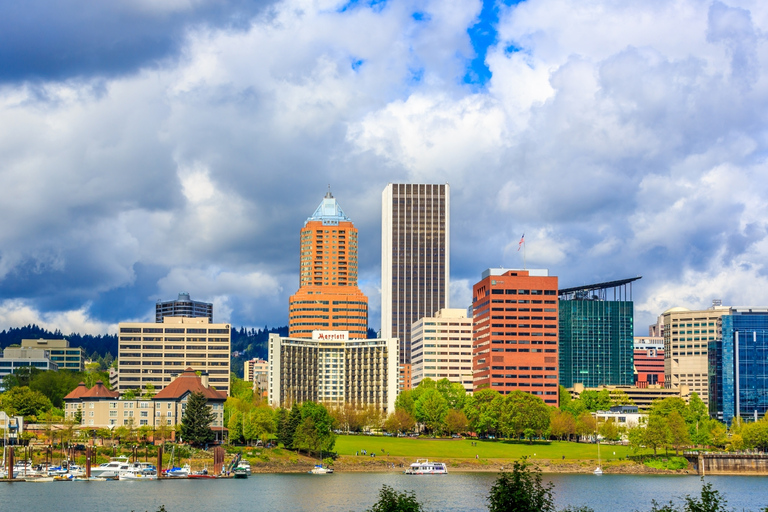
634 336 665 388
472 269 559 405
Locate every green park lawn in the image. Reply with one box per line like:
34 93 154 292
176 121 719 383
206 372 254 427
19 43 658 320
335 435 636 461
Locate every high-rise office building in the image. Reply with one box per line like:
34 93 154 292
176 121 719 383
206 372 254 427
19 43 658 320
559 278 639 389
382 183 450 365
117 316 231 395
471 268 559 405
411 308 473 392
709 308 768 425
663 301 730 404
288 191 368 338
268 331 398 414
156 293 213 323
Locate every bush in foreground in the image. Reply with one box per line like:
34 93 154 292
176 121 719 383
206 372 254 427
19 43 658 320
366 485 424 512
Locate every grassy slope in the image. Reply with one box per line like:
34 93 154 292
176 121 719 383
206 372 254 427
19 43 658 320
335 435 637 461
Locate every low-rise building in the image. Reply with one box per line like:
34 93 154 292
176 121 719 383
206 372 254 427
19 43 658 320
411 308 473 392
569 383 690 412
0 347 58 390
634 336 664 388
268 331 398 415
21 339 83 371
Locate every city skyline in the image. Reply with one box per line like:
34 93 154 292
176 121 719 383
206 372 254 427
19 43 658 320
0 1 766 338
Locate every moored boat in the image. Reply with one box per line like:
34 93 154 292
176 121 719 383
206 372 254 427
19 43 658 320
404 459 448 475
233 467 248 479
309 465 334 475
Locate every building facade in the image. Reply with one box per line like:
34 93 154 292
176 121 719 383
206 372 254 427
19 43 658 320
64 369 226 435
472 269 559 405
634 336 664 388
411 308 473 392
288 191 368 339
156 292 213 323
117 316 231 395
382 183 449 365
663 302 730 405
559 278 638 389
268 331 398 414
20 338 83 371
244 358 269 395
709 308 768 425
0 348 58 390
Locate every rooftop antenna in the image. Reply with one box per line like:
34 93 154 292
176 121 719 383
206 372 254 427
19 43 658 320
325 184 333 198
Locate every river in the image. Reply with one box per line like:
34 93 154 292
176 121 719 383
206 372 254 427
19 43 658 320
2 473 767 512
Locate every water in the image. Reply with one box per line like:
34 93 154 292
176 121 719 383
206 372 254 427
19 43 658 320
2 473 768 512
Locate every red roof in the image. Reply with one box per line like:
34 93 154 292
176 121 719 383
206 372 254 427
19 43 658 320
64 382 89 400
153 368 227 401
81 380 120 399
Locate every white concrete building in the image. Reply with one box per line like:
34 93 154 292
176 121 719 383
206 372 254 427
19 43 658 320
411 308 473 392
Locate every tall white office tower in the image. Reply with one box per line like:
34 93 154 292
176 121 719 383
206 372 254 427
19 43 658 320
382 183 450 366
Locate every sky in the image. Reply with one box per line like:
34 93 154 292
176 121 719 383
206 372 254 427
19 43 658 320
1 0 767 336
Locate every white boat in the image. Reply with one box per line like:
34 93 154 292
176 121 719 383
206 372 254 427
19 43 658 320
593 467 603 475
91 457 136 478
48 460 83 477
235 460 252 475
118 468 158 481
404 460 448 475
164 463 191 478
309 465 334 474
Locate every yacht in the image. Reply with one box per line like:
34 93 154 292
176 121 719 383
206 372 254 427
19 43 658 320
404 460 448 475
309 465 334 474
235 459 252 475
91 457 137 479
118 467 158 480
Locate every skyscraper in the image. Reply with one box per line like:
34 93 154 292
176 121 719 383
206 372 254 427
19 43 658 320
382 183 450 365
288 191 368 338
156 292 213 323
471 268 560 404
559 278 639 389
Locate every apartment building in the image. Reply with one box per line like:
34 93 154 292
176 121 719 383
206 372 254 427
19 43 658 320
411 308 473 392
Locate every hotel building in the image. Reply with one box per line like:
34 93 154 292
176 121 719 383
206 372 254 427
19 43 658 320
288 191 368 338
472 269 559 405
559 278 638 389
116 316 231 395
156 292 213 322
663 301 731 404
20 339 83 371
382 183 449 365
411 308 474 392
268 331 398 415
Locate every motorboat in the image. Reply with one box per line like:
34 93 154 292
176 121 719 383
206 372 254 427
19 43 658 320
91 457 139 478
309 465 334 475
48 460 83 477
118 467 158 481
404 459 448 475
189 466 217 479
233 467 249 479
235 459 252 475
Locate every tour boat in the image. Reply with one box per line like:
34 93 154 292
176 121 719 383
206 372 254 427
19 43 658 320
235 459 252 475
233 467 249 479
404 460 448 475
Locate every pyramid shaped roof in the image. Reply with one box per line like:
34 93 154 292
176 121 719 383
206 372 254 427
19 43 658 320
305 190 351 226
81 380 120 399
153 368 227 401
63 382 89 400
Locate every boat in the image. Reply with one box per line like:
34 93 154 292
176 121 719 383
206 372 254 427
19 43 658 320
164 463 191 478
91 457 139 479
118 467 158 481
48 460 83 477
189 466 217 479
309 464 334 474
404 460 448 475
594 431 603 475
233 467 249 479
235 459 252 475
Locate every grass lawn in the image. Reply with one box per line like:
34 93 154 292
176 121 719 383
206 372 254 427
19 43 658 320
335 435 637 461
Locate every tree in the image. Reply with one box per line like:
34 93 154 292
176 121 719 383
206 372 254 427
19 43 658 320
142 383 156 399
500 391 550 439
575 412 596 442
742 420 768 452
384 409 416 434
487 457 555 512
394 390 415 416
444 409 469 436
414 389 448 435
667 410 691 454
293 402 335 456
228 410 244 444
244 406 275 445
644 414 669 456
550 410 576 441
463 388 503 436
598 418 620 443
436 378 467 410
0 386 53 418
179 391 216 447
366 485 424 512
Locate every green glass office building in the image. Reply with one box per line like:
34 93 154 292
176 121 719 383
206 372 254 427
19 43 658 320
559 278 638 388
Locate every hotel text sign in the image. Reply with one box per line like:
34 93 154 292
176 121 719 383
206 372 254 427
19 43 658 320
312 331 349 341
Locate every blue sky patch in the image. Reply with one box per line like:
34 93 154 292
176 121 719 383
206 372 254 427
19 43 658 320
464 0 526 87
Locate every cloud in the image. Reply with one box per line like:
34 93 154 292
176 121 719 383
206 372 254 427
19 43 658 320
0 300 118 335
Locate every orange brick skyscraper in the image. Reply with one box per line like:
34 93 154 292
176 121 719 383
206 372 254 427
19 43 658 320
288 191 368 338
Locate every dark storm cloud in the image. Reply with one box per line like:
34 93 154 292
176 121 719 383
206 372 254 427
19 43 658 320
0 0 275 83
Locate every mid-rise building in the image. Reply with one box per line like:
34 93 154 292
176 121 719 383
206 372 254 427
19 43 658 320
64 369 226 441
663 301 730 405
472 268 559 405
709 308 768 425
268 331 398 414
0 348 58 390
117 316 231 395
244 358 269 394
634 336 664 388
382 183 450 365
156 292 213 322
411 308 473 392
21 338 83 371
559 278 639 389
568 383 690 412
288 191 368 338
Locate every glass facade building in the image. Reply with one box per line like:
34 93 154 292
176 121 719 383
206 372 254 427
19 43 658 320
559 296 635 388
709 309 768 425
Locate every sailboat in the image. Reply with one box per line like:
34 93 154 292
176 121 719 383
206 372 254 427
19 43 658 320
594 431 603 475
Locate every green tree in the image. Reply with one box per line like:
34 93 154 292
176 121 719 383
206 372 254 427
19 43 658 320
394 389 416 416
742 420 768 452
366 485 424 512
179 391 216 447
293 402 335 456
599 418 620 443
667 410 691 455
384 408 416 434
228 410 244 444
122 388 137 400
499 391 550 439
244 406 275 445
463 388 503 436
414 389 449 435
142 383 156 399
487 457 555 512
444 409 468 436
550 410 576 441
644 414 669 456
435 378 467 410
0 386 53 418
575 411 596 442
